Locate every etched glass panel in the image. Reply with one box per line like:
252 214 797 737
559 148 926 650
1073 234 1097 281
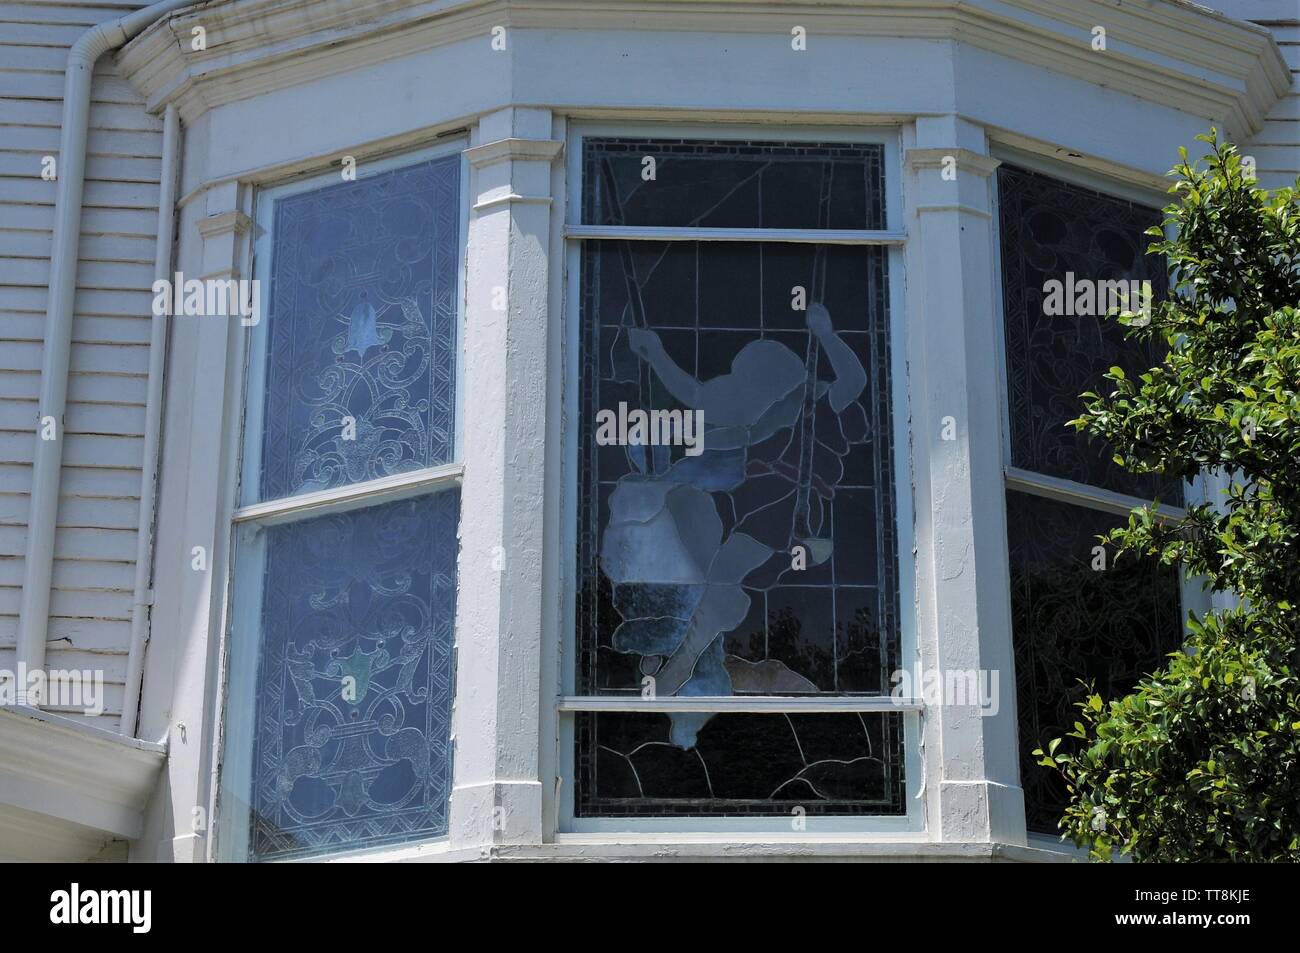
231 491 459 862
577 711 905 816
997 164 1181 504
1006 490 1183 834
583 138 885 230
575 182 902 813
256 156 459 502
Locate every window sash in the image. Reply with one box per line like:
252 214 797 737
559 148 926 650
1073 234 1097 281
239 140 468 513
557 125 919 830
216 142 467 862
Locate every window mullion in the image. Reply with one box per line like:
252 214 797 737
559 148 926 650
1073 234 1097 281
565 224 906 244
1005 465 1185 521
559 695 923 713
232 462 463 526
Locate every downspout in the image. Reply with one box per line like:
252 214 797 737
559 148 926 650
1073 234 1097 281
120 103 180 737
15 0 196 708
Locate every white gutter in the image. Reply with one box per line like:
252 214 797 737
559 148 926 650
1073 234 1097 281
16 0 195 709
120 103 180 737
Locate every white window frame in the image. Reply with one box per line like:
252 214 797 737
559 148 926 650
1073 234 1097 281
556 121 923 835
212 137 470 863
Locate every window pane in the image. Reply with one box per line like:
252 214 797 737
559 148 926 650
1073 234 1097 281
583 138 885 230
997 164 1181 504
224 491 459 861
255 155 459 502
577 711 905 817
575 234 901 815
1006 490 1183 834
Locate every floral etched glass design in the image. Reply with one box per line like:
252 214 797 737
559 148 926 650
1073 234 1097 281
257 156 459 502
224 152 462 861
244 493 458 860
1006 491 1183 834
575 139 903 816
997 163 1180 504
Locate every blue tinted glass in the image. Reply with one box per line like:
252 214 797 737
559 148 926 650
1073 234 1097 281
573 230 904 815
236 490 459 862
257 156 459 501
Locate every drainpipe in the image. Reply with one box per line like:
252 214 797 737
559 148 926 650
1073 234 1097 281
120 103 180 737
16 0 196 708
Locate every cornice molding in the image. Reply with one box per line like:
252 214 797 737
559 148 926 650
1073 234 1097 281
0 707 166 846
466 137 565 168
906 147 1001 177
115 0 1291 141
195 209 255 238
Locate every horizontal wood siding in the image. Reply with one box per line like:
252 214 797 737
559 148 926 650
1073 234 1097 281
0 1 151 731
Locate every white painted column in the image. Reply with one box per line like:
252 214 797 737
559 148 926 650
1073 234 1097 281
905 116 1026 845
450 108 562 850
135 180 251 861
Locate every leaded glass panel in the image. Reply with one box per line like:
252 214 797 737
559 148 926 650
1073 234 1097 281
582 138 886 231
256 155 459 502
997 164 1181 504
225 152 463 861
577 711 905 816
236 491 459 861
1006 490 1184 834
574 137 902 816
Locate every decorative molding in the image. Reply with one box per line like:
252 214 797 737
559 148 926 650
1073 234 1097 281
115 0 1291 140
196 209 254 239
465 137 565 168
0 707 166 852
906 147 1001 177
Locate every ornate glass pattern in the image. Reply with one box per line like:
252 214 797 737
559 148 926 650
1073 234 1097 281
578 712 905 816
575 139 902 816
997 164 1181 504
244 491 459 861
583 138 885 230
257 156 459 502
1006 491 1183 834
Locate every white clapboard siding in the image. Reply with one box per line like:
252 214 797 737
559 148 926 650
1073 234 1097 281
0 1 153 727
1246 21 1299 185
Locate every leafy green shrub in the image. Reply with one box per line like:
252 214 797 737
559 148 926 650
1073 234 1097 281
1036 132 1300 862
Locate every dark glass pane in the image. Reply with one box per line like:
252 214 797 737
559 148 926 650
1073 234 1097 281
1007 490 1183 835
242 490 459 860
575 234 901 814
258 156 459 501
583 138 885 230
997 164 1181 504
576 711 905 816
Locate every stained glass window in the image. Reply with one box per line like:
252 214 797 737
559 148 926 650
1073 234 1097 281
996 165 1185 835
1006 491 1182 833
238 492 458 859
574 139 904 817
222 151 462 861
255 158 459 503
997 163 1180 504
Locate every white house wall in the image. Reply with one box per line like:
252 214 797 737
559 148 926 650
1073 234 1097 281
0 1 156 732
